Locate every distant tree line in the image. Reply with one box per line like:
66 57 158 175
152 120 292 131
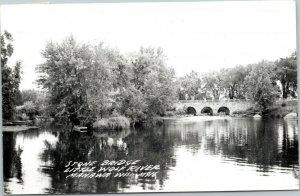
177 52 297 110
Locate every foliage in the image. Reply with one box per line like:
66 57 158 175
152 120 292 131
130 47 177 117
93 116 130 130
174 108 186 116
202 71 224 100
245 61 279 110
36 36 94 126
1 31 22 121
274 52 297 98
20 89 38 104
220 65 249 99
177 70 202 100
118 85 147 126
86 44 126 119
16 101 39 120
34 35 297 125
36 37 177 126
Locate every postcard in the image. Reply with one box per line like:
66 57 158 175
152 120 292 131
1 1 299 194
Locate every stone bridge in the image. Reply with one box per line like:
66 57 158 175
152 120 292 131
175 100 254 115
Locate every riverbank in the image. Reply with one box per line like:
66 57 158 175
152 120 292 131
231 99 298 119
2 125 40 132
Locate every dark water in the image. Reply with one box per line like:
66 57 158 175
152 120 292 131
2 118 299 194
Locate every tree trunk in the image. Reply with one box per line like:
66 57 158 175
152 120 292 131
229 87 234 99
282 81 288 99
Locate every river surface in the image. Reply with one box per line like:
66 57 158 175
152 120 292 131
2 118 299 194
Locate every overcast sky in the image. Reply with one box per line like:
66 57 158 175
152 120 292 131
0 1 297 90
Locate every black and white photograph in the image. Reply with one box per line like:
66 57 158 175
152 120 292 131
1 0 299 194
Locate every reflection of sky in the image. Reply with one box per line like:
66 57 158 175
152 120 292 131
5 131 57 194
119 147 298 193
160 148 298 192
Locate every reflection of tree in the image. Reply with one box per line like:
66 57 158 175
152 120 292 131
3 132 23 185
41 131 98 193
40 126 176 193
124 126 176 189
163 119 298 174
279 120 298 168
206 119 298 173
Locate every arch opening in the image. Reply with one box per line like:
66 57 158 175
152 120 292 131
186 107 197 116
218 106 230 115
201 107 213 116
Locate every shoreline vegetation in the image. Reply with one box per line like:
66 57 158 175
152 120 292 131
3 98 297 132
1 31 298 132
3 111 298 132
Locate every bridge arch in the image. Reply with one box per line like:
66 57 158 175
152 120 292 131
218 106 230 115
187 107 197 116
201 107 213 115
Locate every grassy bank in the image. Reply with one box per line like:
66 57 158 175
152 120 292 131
93 116 130 130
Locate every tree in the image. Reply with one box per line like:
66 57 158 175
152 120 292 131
221 65 249 99
177 70 202 100
36 36 94 126
274 52 297 98
19 89 48 115
1 30 22 121
85 43 124 119
245 61 279 111
202 71 224 100
130 47 177 116
144 66 177 116
119 85 147 126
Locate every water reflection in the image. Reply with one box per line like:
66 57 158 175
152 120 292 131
3 118 299 194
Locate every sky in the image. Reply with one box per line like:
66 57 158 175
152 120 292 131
0 1 297 90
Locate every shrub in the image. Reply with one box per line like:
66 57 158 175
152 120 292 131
16 101 39 120
281 102 286 107
164 111 175 117
93 116 130 130
174 108 186 116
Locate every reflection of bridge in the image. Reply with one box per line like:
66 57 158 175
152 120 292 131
175 100 254 115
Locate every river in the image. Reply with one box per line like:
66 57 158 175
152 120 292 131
2 117 299 194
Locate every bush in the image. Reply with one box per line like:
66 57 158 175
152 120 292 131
16 101 39 120
93 116 130 130
281 102 286 107
232 107 261 116
164 111 175 117
175 108 186 116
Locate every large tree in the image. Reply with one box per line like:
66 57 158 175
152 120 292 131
1 31 22 121
130 47 177 116
85 44 128 119
274 52 297 98
36 36 93 126
245 61 279 110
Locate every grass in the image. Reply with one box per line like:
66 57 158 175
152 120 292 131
93 116 130 130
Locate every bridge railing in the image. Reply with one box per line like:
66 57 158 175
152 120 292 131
178 99 251 103
178 98 298 104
